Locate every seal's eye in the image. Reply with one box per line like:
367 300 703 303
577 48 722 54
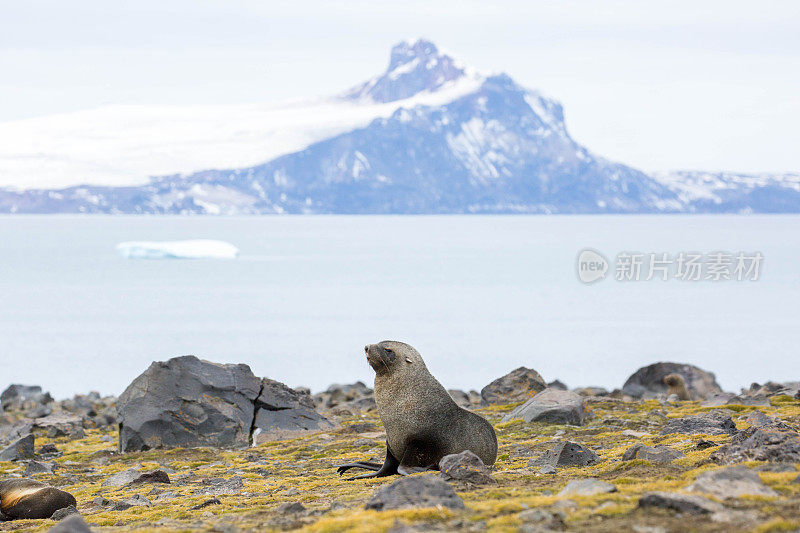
385 348 394 355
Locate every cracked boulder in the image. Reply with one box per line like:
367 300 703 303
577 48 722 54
252 378 336 444
117 355 334 452
481 367 546 405
622 362 722 400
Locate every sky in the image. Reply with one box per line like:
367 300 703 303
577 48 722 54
1 0 798 174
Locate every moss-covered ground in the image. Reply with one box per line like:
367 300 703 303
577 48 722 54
2 397 799 532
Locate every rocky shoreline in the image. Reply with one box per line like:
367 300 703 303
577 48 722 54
1 357 799 532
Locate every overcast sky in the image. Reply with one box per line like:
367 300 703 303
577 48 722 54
1 0 798 173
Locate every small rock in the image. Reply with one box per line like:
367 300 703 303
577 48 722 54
539 465 557 474
365 474 465 510
622 444 684 464
711 426 800 464
102 468 141 487
275 502 305 514
793 473 800 484
439 450 496 485
196 477 244 496
660 411 737 436
755 462 796 473
190 498 222 510
39 443 61 457
117 494 152 508
24 460 57 475
129 470 171 485
50 505 79 520
638 491 723 514
558 478 617 496
501 389 588 426
688 466 778 498
510 446 535 458
530 441 600 469
622 430 650 438
481 367 546 405
48 513 93 533
0 434 35 461
548 380 568 390
696 439 718 450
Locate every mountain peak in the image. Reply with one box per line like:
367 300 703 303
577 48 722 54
387 38 441 71
344 39 474 103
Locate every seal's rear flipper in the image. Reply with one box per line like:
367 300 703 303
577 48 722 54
334 444 400 480
334 461 382 475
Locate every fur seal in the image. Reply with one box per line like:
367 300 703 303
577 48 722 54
0 478 76 520
335 341 497 479
664 373 691 401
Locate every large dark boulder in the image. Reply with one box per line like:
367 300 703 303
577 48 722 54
117 355 335 452
481 367 546 405
622 362 722 400
118 356 261 451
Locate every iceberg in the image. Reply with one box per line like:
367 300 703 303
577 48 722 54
116 240 239 259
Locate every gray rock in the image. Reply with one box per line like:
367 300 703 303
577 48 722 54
622 444 684 464
129 470 170 485
448 389 471 408
530 441 600 469
24 460 57 475
622 362 722 400
501 388 587 425
547 380 568 390
638 491 723 514
196 476 244 496
50 505 79 520
189 498 222 510
660 411 737 436
1 385 52 411
48 513 93 533
481 367 546 405
742 411 791 430
252 378 336 444
117 494 152 508
439 450 496 485
0 434 34 461
102 468 141 487
755 462 796 473
793 473 800 484
118 355 261 451
688 466 777 498
365 474 465 510
539 465 557 474
558 478 616 496
275 501 305 514
711 426 800 464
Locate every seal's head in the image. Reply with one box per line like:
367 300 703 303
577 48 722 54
364 341 421 375
663 373 684 387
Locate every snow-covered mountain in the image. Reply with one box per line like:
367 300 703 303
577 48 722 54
0 39 796 214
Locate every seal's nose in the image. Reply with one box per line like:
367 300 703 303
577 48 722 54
364 344 370 353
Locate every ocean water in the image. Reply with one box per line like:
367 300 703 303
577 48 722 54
0 215 798 399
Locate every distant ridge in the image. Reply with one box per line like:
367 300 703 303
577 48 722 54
0 39 797 214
